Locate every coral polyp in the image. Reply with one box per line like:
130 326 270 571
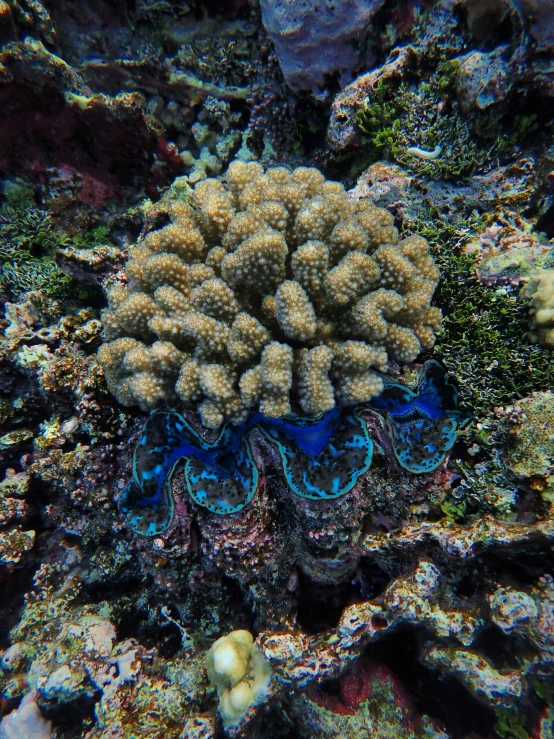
98 161 442 429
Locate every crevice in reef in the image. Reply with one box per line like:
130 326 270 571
357 555 398 599
248 704 305 739
535 202 554 239
365 626 496 739
113 599 184 659
77 570 145 605
472 623 526 671
41 691 101 739
296 558 393 633
477 546 554 587
0 565 36 650
296 573 363 634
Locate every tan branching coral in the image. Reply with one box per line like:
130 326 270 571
99 161 442 427
297 345 335 415
522 269 554 349
275 281 317 341
259 342 294 418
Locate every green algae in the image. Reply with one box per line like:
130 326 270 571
354 61 544 183
0 259 75 298
438 498 467 522
403 215 553 515
409 217 554 419
355 77 405 162
494 707 529 739
0 207 58 262
0 184 108 300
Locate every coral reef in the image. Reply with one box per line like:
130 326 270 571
0 185 99 301
499 392 554 505
290 659 449 738
0 36 171 200
0 690 52 739
348 160 554 420
2 2 554 738
245 44 298 155
99 160 442 428
0 568 208 739
325 0 551 188
474 223 554 287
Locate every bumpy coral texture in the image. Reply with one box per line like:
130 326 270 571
98 161 442 428
523 269 554 349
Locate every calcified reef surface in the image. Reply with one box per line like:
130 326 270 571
1 1 554 739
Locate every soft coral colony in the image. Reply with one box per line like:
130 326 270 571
97 160 463 534
98 160 442 424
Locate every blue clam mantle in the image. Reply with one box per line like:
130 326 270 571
120 361 470 536
370 360 471 474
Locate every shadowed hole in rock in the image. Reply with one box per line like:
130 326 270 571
41 691 101 739
296 559 392 633
370 614 389 630
178 573 256 643
78 569 143 603
75 564 183 657
85 567 257 657
0 478 59 648
0 566 36 649
482 546 554 586
433 546 554 604
472 623 525 671
357 556 395 600
116 602 183 659
454 0 515 47
453 570 482 599
366 625 496 738
250 703 305 739
536 201 554 239
296 575 364 634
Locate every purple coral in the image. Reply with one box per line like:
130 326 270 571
260 0 387 96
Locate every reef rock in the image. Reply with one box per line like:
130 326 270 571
0 690 52 739
521 269 554 348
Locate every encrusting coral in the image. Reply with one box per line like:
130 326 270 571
206 629 273 728
98 161 442 428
